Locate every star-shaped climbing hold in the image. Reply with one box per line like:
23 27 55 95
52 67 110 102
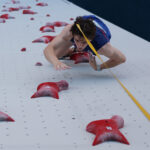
86 115 129 146
31 80 69 99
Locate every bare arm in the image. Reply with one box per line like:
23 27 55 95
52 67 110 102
89 43 126 71
44 35 65 64
43 25 72 70
99 43 126 70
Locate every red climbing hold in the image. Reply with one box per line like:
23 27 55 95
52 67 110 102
0 14 15 19
35 62 43 66
40 25 55 32
0 111 15 122
46 14 50 17
30 17 34 20
31 80 69 99
53 21 68 27
70 18 74 21
23 10 37 14
21 48 26 52
32 36 55 44
70 52 89 64
8 7 20 12
86 115 129 146
36 3 48 6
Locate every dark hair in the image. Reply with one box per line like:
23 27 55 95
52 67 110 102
70 16 96 40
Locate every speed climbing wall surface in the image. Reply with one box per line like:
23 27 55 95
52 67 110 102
0 0 150 150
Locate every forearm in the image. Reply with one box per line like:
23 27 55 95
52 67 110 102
100 59 122 70
44 46 59 65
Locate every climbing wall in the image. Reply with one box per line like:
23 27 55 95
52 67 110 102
0 0 150 150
